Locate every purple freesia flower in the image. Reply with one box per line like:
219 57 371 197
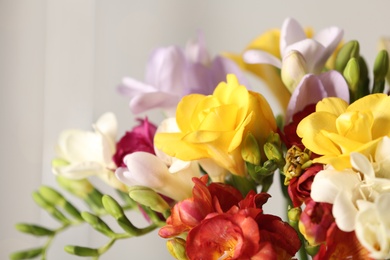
118 33 247 116
286 70 350 123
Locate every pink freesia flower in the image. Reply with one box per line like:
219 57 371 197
118 33 247 116
112 118 157 167
286 70 349 123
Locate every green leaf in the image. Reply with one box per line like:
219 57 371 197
15 223 54 236
10 247 43 260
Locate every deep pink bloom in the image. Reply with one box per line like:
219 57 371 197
288 164 323 207
281 103 316 150
299 199 334 246
113 118 157 167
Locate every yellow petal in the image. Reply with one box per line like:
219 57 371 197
297 112 340 155
336 111 373 143
176 94 206 132
316 97 348 116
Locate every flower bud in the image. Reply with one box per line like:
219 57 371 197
281 50 307 93
241 132 261 165
64 245 99 257
32 192 70 224
56 176 93 199
166 238 188 260
81 212 115 237
287 207 302 230
15 223 54 236
102 195 125 219
128 186 170 214
10 248 43 260
372 49 389 94
335 40 360 72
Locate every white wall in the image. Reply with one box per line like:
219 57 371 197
1 1 390 259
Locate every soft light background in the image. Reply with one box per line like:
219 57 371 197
1 1 390 259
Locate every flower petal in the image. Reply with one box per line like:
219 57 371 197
129 92 180 114
243 50 282 68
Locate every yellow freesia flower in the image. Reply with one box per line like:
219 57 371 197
223 29 291 112
154 74 276 176
297 94 390 169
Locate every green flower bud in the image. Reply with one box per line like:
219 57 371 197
10 247 43 260
56 176 93 199
241 132 261 165
305 243 321 256
264 143 283 163
128 186 170 214
15 223 54 236
32 192 70 224
343 58 360 102
287 207 302 230
372 50 389 94
102 195 125 219
81 212 115 237
166 238 188 260
64 245 99 257
335 40 360 72
281 50 307 93
39 186 66 206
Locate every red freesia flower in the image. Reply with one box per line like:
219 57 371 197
113 117 157 167
299 199 334 246
159 176 243 238
314 222 373 260
288 164 323 207
281 103 316 150
160 176 301 259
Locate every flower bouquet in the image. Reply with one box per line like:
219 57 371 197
12 17 390 260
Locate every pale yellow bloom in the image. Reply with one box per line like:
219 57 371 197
297 94 390 169
154 74 276 176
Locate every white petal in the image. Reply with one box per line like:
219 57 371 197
53 161 104 179
280 17 307 56
313 26 344 59
332 191 358 232
284 39 325 73
243 50 282 68
311 169 358 203
350 152 375 178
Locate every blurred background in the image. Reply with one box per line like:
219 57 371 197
1 1 390 259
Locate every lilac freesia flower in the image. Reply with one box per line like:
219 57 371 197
286 70 349 123
118 33 247 116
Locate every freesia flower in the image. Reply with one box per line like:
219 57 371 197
297 93 390 170
314 222 372 260
223 28 291 112
285 70 349 123
52 112 126 191
244 17 343 79
118 33 247 116
115 152 201 202
298 199 334 246
355 193 390 259
113 117 157 167
311 137 390 232
154 74 276 176
288 164 323 207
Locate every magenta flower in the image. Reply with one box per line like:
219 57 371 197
118 33 247 116
112 118 157 167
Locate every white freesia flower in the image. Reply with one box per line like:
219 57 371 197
244 17 343 74
52 112 125 190
355 193 390 259
115 152 200 201
311 136 390 232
